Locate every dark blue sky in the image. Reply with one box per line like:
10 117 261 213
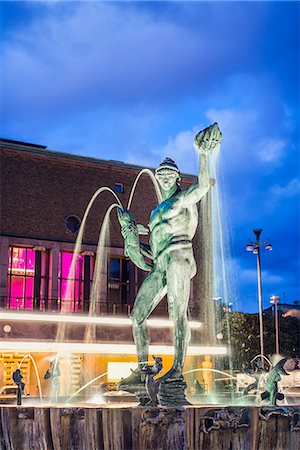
1 1 299 313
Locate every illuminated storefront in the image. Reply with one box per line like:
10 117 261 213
6 246 49 310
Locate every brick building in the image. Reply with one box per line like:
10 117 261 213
0 138 224 398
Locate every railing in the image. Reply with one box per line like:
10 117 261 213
0 296 202 319
0 296 167 317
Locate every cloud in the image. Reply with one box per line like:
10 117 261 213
153 127 200 174
125 126 199 174
270 178 300 199
240 268 284 285
1 1 264 122
205 106 257 164
261 178 300 213
258 138 287 163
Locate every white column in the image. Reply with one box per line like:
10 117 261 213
49 244 60 310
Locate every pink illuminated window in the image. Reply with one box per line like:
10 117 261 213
7 247 35 309
6 246 49 311
58 251 84 312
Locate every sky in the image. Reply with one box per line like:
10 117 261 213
0 1 299 313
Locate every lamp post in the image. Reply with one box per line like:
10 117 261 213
246 229 272 368
270 295 280 354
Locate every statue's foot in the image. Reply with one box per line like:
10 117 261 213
157 374 190 406
118 367 144 389
157 368 182 383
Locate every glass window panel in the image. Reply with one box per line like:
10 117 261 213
11 248 26 274
75 255 83 280
60 280 73 312
114 183 124 193
121 285 129 304
10 276 25 309
109 283 120 304
122 259 129 283
25 276 34 299
25 276 34 310
63 279 74 301
61 252 73 279
58 251 84 312
75 280 84 312
26 249 35 274
109 258 120 280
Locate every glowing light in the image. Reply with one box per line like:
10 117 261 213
0 341 227 356
0 311 202 329
107 362 137 381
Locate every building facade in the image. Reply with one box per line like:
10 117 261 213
0 138 222 398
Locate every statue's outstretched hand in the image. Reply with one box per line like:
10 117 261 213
194 122 222 155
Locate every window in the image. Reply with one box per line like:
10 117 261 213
108 256 130 306
58 251 84 312
114 183 124 193
6 246 49 310
65 215 81 233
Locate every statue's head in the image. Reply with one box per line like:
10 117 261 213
155 157 181 191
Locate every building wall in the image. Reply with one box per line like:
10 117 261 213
0 139 197 312
0 143 158 245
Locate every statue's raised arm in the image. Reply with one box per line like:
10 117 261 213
181 122 222 207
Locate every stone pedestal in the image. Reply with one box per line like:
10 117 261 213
0 405 299 450
140 407 185 450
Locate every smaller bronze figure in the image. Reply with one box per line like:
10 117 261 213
141 355 163 406
242 358 266 396
194 379 204 395
44 361 61 402
12 368 25 406
261 357 289 406
294 359 300 370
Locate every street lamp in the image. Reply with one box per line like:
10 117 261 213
270 295 280 354
246 229 272 367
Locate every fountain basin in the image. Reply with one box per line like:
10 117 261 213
0 405 299 450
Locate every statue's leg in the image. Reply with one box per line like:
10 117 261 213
162 250 194 379
131 268 167 367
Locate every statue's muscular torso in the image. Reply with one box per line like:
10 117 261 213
149 187 199 260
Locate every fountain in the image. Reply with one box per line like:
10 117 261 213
1 123 299 449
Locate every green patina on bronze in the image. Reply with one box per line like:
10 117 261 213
261 358 289 406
